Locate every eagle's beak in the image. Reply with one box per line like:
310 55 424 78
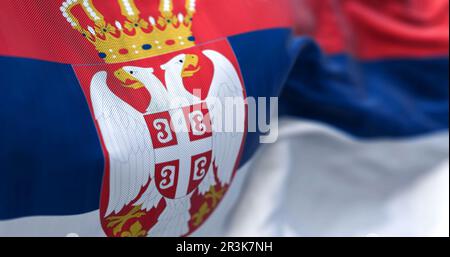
114 68 144 89
182 54 201 78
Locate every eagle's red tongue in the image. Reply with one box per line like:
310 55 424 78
184 64 199 72
123 78 137 85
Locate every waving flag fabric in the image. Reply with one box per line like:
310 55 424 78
0 0 448 236
281 0 449 137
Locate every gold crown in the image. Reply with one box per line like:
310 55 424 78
60 0 197 63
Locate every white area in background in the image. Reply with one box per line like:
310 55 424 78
0 161 252 237
0 118 448 237
0 209 103 237
225 118 449 237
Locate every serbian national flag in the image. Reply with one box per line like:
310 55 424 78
0 0 448 237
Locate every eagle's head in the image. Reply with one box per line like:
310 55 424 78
114 66 154 89
161 54 200 78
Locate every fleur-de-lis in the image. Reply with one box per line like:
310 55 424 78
124 18 149 31
106 205 146 236
157 15 178 27
121 221 147 237
205 186 224 208
192 202 210 227
95 22 117 36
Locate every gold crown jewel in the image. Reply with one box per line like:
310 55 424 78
60 0 197 63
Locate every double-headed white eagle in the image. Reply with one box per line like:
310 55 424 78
90 50 245 236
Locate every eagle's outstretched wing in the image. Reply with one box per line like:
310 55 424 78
90 71 157 216
203 50 246 187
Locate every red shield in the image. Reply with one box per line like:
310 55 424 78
144 103 213 199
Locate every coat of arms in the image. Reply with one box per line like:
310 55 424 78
62 0 247 236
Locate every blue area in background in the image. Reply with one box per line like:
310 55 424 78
0 27 448 219
0 56 104 219
228 28 305 165
279 43 449 137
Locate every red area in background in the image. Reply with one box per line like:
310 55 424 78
294 0 449 59
0 0 293 64
2 0 447 63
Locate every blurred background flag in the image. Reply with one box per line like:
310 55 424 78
229 0 449 237
0 0 448 236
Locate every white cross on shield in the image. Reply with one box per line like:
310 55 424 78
144 102 213 199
